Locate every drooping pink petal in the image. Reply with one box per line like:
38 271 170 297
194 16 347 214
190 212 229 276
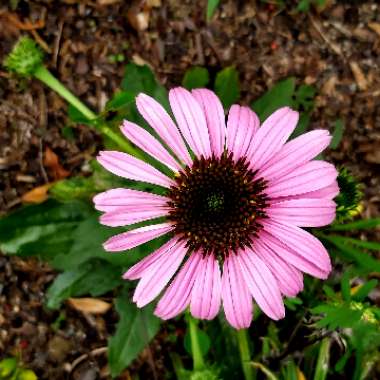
237 249 285 320
103 223 173 252
132 240 187 307
93 188 168 213
100 205 168 227
271 181 339 202
259 130 332 181
190 254 222 320
221 254 252 329
261 220 331 278
247 107 299 170
227 105 260 160
265 161 338 198
267 198 336 227
155 252 202 320
169 87 212 158
253 239 303 297
136 93 192 166
121 120 182 171
123 238 179 280
97 151 175 188
192 89 226 157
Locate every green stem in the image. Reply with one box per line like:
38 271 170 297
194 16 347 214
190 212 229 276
188 315 205 371
237 329 256 380
34 65 96 120
34 65 140 156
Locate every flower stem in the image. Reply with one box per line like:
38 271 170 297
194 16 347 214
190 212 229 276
236 329 256 380
33 65 140 156
188 314 205 371
34 65 96 120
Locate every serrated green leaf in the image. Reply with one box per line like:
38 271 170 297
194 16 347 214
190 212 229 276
294 84 315 112
105 91 135 111
46 260 122 309
108 287 160 377
252 77 296 122
182 67 210 90
207 0 220 20
214 66 240 109
311 303 362 329
330 119 345 149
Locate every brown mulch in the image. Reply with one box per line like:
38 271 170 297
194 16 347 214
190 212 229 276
0 1 379 379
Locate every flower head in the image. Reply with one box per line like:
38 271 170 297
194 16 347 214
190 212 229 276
94 87 338 329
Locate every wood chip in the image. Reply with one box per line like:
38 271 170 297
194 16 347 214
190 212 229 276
21 183 53 204
349 61 368 91
67 298 112 315
368 22 380 37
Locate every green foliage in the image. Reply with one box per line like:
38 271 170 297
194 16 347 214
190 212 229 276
207 0 221 21
297 0 326 12
330 119 345 149
0 358 37 380
214 66 240 109
3 36 44 77
46 260 122 309
313 338 330 380
251 77 316 137
108 287 161 377
184 328 211 356
182 67 210 90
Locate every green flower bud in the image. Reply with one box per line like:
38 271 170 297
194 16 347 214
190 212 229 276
3 36 44 76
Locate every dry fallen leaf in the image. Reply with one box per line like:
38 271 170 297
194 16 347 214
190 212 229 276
349 61 368 91
44 147 70 180
368 22 380 38
21 183 53 203
68 298 112 315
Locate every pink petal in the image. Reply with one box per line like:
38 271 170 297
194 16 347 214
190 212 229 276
123 238 179 280
97 151 174 188
136 93 192 166
237 249 285 320
100 205 168 227
267 198 336 227
265 161 338 198
155 252 202 320
227 105 260 160
192 89 226 157
132 240 187 307
121 120 182 171
190 254 222 320
221 254 252 329
247 107 299 170
169 87 212 158
253 239 303 297
261 220 331 278
259 130 332 181
271 181 339 202
103 223 173 252
93 188 168 213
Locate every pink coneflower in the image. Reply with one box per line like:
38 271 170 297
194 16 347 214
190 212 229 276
94 87 338 329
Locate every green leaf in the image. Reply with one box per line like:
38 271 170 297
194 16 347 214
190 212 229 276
105 91 135 111
329 218 380 231
121 63 168 108
182 67 210 90
214 66 240 109
50 176 97 201
352 280 378 302
313 338 331 380
0 357 17 378
252 77 296 122
331 236 380 251
184 328 211 356
323 235 380 273
16 369 38 380
46 260 122 309
330 119 345 149
68 104 95 126
294 84 316 112
341 271 351 301
108 287 161 377
207 0 220 21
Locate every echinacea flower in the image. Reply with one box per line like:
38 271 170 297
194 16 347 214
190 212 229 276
94 87 338 329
